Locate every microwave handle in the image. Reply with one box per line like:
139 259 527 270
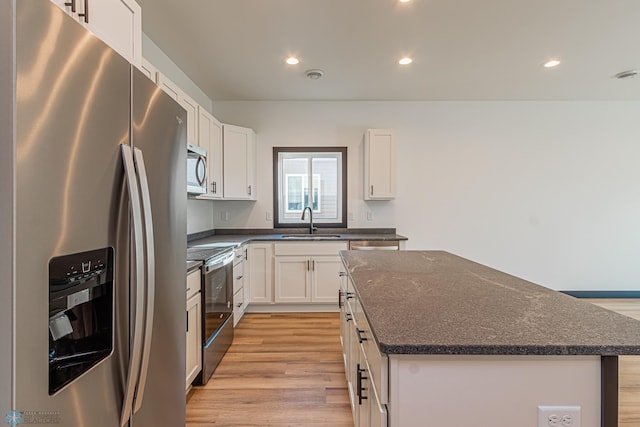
196 155 206 186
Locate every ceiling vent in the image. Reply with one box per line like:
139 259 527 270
305 69 324 80
613 70 639 80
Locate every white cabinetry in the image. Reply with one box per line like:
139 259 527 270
233 244 248 326
274 242 347 304
157 74 198 147
185 269 202 391
197 108 223 199
364 129 395 200
140 58 158 83
274 256 310 303
248 243 273 304
51 0 142 66
223 125 256 200
340 270 388 427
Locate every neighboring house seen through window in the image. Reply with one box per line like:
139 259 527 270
273 147 347 228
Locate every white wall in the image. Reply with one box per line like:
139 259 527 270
213 101 640 291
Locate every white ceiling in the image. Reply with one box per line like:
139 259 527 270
136 0 640 101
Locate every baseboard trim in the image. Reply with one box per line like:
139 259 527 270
245 303 339 313
561 291 640 299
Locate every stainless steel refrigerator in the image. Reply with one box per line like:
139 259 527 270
0 1 187 426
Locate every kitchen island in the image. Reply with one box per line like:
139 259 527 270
339 250 640 427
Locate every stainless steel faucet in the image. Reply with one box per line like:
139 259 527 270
301 206 317 234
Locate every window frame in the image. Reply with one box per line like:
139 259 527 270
273 147 347 229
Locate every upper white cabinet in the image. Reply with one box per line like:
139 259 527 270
51 0 142 67
140 58 159 83
223 124 256 200
364 129 395 200
157 73 198 147
198 108 223 199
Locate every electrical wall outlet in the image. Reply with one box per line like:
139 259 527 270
220 211 229 221
366 211 374 221
266 211 273 221
538 406 581 427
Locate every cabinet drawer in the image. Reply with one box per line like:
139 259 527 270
186 269 201 300
233 261 244 294
367 358 388 427
356 307 388 404
233 288 243 327
274 242 348 256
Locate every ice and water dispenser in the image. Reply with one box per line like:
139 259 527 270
48 247 114 395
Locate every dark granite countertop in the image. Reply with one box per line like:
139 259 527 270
340 250 640 356
186 260 202 273
187 228 407 248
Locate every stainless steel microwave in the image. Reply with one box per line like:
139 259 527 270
187 144 207 195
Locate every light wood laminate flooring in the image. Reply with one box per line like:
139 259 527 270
186 313 353 426
187 303 640 426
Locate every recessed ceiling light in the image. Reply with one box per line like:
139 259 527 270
398 57 413 65
285 56 300 65
543 59 561 68
399 0 411 3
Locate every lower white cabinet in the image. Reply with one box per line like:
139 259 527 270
248 243 273 304
274 242 346 304
233 244 248 326
340 270 388 427
185 270 202 391
274 256 311 302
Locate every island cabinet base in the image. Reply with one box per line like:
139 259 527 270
387 355 604 427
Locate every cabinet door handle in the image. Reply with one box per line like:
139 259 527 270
312 260 315 271
357 364 368 405
339 271 347 277
236 302 243 308
186 312 189 332
307 260 310 271
248 185 252 195
64 0 76 12
345 292 354 300
344 312 352 322
77 0 89 23
235 275 243 280
338 290 343 308
356 328 368 343
370 185 374 196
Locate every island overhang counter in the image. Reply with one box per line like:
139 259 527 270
338 250 640 427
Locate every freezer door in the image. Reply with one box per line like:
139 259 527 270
129 68 187 427
15 1 131 426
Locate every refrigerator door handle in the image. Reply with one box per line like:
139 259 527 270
120 145 146 427
132 147 156 414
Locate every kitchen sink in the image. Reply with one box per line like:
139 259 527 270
280 234 343 240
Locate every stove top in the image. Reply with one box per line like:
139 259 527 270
186 245 234 262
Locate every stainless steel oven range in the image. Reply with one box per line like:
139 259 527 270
186 245 235 384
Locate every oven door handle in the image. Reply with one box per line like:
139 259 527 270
119 145 145 427
204 253 234 273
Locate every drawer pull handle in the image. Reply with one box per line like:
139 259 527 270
345 313 352 322
64 0 76 12
357 363 368 405
356 328 368 343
